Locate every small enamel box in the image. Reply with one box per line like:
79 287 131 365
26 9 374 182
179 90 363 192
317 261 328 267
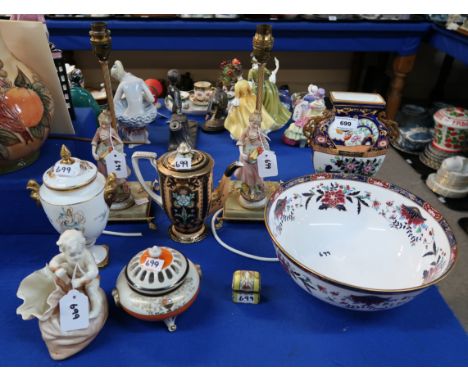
232 270 261 304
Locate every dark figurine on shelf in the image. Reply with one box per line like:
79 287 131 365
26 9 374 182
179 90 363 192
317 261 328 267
167 69 183 114
203 80 228 133
166 69 198 151
179 71 194 92
68 66 101 120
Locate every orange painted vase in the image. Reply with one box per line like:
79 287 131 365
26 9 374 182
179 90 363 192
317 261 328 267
0 32 54 174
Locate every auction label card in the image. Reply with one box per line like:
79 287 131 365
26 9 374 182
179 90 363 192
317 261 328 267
54 161 80 177
105 150 128 178
258 150 278 178
59 289 89 332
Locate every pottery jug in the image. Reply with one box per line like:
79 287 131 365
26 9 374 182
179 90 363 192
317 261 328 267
27 145 118 267
304 91 398 176
132 143 238 243
0 30 54 173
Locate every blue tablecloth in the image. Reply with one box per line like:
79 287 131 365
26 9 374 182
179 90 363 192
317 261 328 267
1 107 467 366
47 19 430 55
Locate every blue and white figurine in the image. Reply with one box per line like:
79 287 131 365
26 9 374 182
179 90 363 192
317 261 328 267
111 60 157 145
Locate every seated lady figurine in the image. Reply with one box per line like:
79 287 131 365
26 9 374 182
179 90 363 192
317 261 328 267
235 112 270 209
224 80 276 141
282 84 326 147
248 57 291 129
17 229 108 360
111 60 157 145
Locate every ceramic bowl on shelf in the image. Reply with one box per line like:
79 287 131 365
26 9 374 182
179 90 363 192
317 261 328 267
265 173 457 311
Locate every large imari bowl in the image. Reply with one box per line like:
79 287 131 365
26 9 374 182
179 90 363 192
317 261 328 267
265 173 457 311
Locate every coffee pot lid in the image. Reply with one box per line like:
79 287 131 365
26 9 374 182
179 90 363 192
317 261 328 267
161 142 211 172
43 145 97 191
125 246 189 296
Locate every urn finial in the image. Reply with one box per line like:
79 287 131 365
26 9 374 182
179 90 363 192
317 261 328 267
60 145 74 164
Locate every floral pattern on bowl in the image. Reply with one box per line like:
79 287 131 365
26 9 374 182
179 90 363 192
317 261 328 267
266 173 457 311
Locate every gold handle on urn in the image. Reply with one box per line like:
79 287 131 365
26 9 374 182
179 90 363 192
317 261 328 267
303 109 333 142
377 111 400 143
26 180 41 206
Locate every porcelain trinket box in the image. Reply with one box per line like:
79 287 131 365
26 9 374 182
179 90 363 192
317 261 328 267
113 245 201 332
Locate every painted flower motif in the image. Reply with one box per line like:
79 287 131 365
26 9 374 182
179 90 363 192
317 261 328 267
372 200 381 209
378 140 388 148
400 205 426 226
362 163 374 174
423 202 443 221
345 162 358 172
173 191 194 208
317 135 327 144
322 189 345 208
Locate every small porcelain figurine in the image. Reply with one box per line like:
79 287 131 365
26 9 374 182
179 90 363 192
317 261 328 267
92 110 133 210
17 229 108 360
235 112 270 208
111 60 157 144
282 84 326 147
203 80 228 132
68 66 101 119
248 57 291 129
220 58 243 91
224 79 276 140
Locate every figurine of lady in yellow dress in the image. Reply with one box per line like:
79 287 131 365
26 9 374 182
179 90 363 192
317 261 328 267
248 57 291 129
224 80 276 140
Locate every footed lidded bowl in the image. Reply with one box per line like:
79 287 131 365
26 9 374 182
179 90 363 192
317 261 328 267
265 173 457 311
304 92 398 176
113 245 201 331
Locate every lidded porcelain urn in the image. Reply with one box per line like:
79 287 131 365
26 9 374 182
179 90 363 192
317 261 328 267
112 245 201 332
304 91 398 176
27 145 117 267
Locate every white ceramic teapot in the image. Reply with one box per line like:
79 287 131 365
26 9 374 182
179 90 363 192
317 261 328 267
27 145 118 267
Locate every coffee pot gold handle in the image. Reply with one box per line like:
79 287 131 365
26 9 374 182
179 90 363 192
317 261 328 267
131 151 163 207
